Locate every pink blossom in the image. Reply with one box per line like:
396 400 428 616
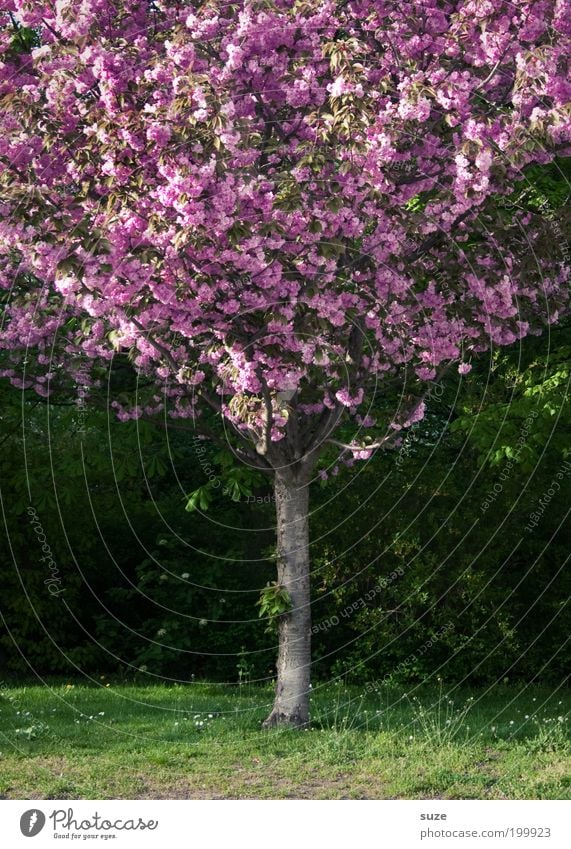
146 123 171 147
0 0 567 464
335 388 364 407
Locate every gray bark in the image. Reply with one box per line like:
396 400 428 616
262 465 312 728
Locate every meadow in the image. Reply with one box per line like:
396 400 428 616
0 680 569 800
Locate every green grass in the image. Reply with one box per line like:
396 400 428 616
0 679 569 799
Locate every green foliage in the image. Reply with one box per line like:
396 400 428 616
308 324 570 686
7 19 40 55
0 375 274 679
256 582 292 633
185 484 214 512
185 449 263 511
452 323 571 468
1 319 569 687
96 535 273 680
236 646 254 685
514 158 571 212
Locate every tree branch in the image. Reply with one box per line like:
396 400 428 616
325 433 398 452
129 317 181 372
139 414 274 473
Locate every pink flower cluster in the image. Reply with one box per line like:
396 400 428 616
0 0 568 459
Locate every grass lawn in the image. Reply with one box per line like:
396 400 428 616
0 679 569 799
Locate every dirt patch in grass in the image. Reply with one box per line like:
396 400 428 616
127 768 388 800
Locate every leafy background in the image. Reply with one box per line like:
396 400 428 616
1 319 569 686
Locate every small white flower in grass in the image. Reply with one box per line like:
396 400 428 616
181 573 190 579
525 715 529 719
98 712 104 716
509 720 514 725
558 716 564 722
491 726 496 732
174 722 179 727
208 714 213 718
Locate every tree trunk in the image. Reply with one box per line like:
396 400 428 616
262 465 312 728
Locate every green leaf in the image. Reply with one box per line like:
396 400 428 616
185 485 214 513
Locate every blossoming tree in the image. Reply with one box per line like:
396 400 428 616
0 0 569 726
